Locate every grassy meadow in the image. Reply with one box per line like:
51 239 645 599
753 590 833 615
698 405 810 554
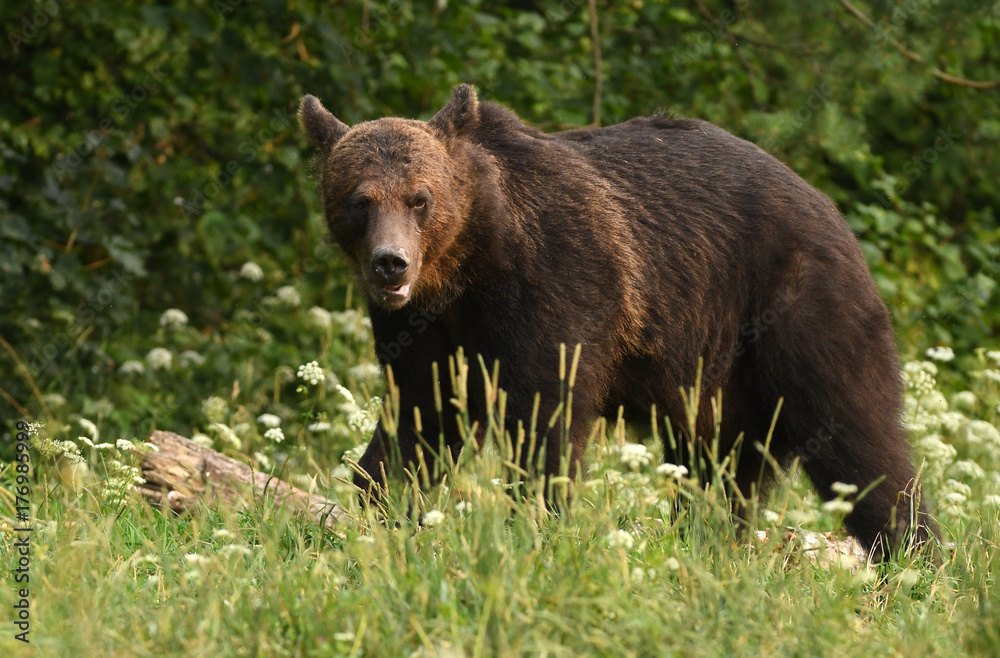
2 313 1000 655
3 1 1000 656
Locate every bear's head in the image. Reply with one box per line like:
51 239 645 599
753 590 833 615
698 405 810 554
299 85 482 311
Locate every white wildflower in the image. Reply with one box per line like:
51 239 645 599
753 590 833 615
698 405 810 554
619 443 652 470
422 510 445 527
253 452 273 471
830 482 859 497
631 567 645 584
968 420 1000 446
983 494 1000 506
951 391 977 411
348 362 382 385
655 463 689 480
455 501 471 513
119 360 145 376
308 306 332 329
606 529 635 550
902 361 937 396
77 435 94 448
925 346 954 362
264 427 285 443
984 369 1000 384
275 285 301 307
78 418 99 441
116 439 135 451
332 309 372 341
239 262 264 281
922 391 949 414
307 422 332 433
159 309 188 329
297 360 324 386
191 433 213 448
93 442 115 450
917 433 957 464
664 557 681 571
333 632 356 643
219 544 252 557
763 510 781 524
942 479 973 499
939 411 966 434
896 569 921 588
257 413 281 428
336 384 356 405
209 423 242 450
146 347 172 371
821 499 854 515
950 459 986 481
212 529 234 539
201 396 229 423
942 492 967 506
179 350 205 367
42 393 66 408
184 553 210 566
986 350 1000 365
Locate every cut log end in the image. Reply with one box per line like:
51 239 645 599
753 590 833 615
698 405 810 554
138 430 348 530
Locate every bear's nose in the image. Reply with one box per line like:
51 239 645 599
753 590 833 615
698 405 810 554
371 247 410 284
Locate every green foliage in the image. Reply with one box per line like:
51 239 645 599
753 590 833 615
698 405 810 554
1 3 999 650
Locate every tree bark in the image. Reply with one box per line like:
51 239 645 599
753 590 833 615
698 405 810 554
137 430 347 529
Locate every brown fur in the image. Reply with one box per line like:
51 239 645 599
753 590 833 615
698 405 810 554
300 85 933 560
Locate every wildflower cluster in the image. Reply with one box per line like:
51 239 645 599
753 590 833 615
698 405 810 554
900 352 1000 520
297 361 325 386
52 428 159 508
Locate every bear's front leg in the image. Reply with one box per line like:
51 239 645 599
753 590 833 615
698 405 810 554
499 358 603 508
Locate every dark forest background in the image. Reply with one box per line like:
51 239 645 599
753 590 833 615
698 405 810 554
2 0 998 444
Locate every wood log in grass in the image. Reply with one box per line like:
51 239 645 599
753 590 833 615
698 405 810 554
137 430 347 529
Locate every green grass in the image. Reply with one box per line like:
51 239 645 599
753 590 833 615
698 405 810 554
3 328 999 656
3 412 999 656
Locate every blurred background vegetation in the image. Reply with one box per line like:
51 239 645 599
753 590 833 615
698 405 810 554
1 0 998 455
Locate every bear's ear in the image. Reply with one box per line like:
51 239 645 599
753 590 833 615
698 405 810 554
429 84 479 138
298 94 350 149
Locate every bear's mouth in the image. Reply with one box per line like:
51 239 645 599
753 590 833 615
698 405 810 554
375 282 411 305
381 283 409 295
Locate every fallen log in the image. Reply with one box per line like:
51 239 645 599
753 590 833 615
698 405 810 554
137 430 347 529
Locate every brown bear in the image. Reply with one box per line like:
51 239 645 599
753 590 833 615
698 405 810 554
299 84 932 559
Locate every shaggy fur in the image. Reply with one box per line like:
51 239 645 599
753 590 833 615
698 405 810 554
300 85 931 559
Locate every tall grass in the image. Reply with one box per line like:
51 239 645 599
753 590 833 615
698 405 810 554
3 346 999 656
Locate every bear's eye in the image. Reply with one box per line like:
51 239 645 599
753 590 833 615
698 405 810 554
409 190 431 211
350 198 369 212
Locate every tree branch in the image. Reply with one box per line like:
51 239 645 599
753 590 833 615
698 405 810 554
838 0 1000 90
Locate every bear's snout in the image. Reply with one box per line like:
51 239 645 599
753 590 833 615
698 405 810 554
371 246 410 286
